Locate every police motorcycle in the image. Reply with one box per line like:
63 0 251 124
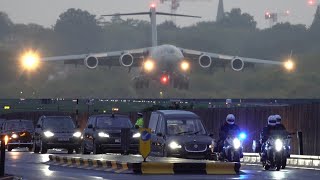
220 131 247 162
261 135 287 171
280 132 293 169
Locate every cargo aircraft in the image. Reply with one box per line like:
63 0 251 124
20 3 295 90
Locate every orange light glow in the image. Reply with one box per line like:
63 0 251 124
143 59 155 72
180 61 190 71
284 59 295 71
4 135 9 145
20 50 40 71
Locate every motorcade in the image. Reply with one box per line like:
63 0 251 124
1 119 34 151
33 116 81 154
81 114 139 154
149 110 215 159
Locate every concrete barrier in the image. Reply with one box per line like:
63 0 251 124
48 155 240 175
242 153 320 168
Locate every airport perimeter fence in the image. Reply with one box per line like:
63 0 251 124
1 102 320 155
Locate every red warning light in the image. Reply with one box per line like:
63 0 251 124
308 0 316 6
160 74 169 84
285 10 290 15
150 3 156 8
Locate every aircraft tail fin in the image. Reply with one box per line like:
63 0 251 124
102 9 200 47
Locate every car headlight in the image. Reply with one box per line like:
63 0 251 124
169 141 182 149
233 138 241 149
275 139 283 152
11 134 18 139
73 131 82 138
132 132 141 138
98 132 109 138
44 131 54 137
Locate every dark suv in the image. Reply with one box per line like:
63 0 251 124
33 116 81 154
81 114 139 154
149 110 215 159
1 119 34 151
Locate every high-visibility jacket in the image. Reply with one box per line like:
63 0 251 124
135 118 144 128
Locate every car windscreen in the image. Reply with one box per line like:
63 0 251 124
166 119 207 135
96 117 132 129
5 121 34 132
43 117 75 129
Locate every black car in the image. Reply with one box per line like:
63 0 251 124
81 114 139 154
1 119 34 151
149 110 215 159
33 116 81 154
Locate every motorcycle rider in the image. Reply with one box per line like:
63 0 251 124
274 114 286 131
218 114 240 155
274 114 290 158
260 115 277 161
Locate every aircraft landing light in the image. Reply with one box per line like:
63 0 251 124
20 50 40 71
180 61 190 71
144 60 155 72
284 60 295 71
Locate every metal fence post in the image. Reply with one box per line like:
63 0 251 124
297 131 303 155
0 135 5 177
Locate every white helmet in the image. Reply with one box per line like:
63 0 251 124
226 114 235 125
268 115 276 126
274 114 282 124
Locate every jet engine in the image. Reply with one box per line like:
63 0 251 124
84 56 99 69
231 58 244 71
119 53 134 67
199 54 212 68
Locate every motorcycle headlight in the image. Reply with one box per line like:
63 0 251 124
275 139 283 152
44 131 54 137
169 141 182 149
132 132 141 138
98 132 109 138
73 131 82 138
233 138 241 149
11 134 18 139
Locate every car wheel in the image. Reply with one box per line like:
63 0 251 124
75 148 81 154
162 146 168 157
33 141 40 153
40 140 48 154
7 145 13 152
281 157 287 169
93 142 102 154
67 149 73 154
28 146 33 152
81 142 90 155
233 151 241 163
264 164 270 170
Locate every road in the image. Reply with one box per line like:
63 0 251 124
4 149 320 180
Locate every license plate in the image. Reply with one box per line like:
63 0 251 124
58 137 69 141
115 139 121 143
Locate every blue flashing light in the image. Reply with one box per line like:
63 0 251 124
239 132 247 140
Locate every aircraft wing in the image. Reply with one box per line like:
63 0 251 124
179 48 285 68
42 48 150 67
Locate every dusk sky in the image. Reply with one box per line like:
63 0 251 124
1 0 318 28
